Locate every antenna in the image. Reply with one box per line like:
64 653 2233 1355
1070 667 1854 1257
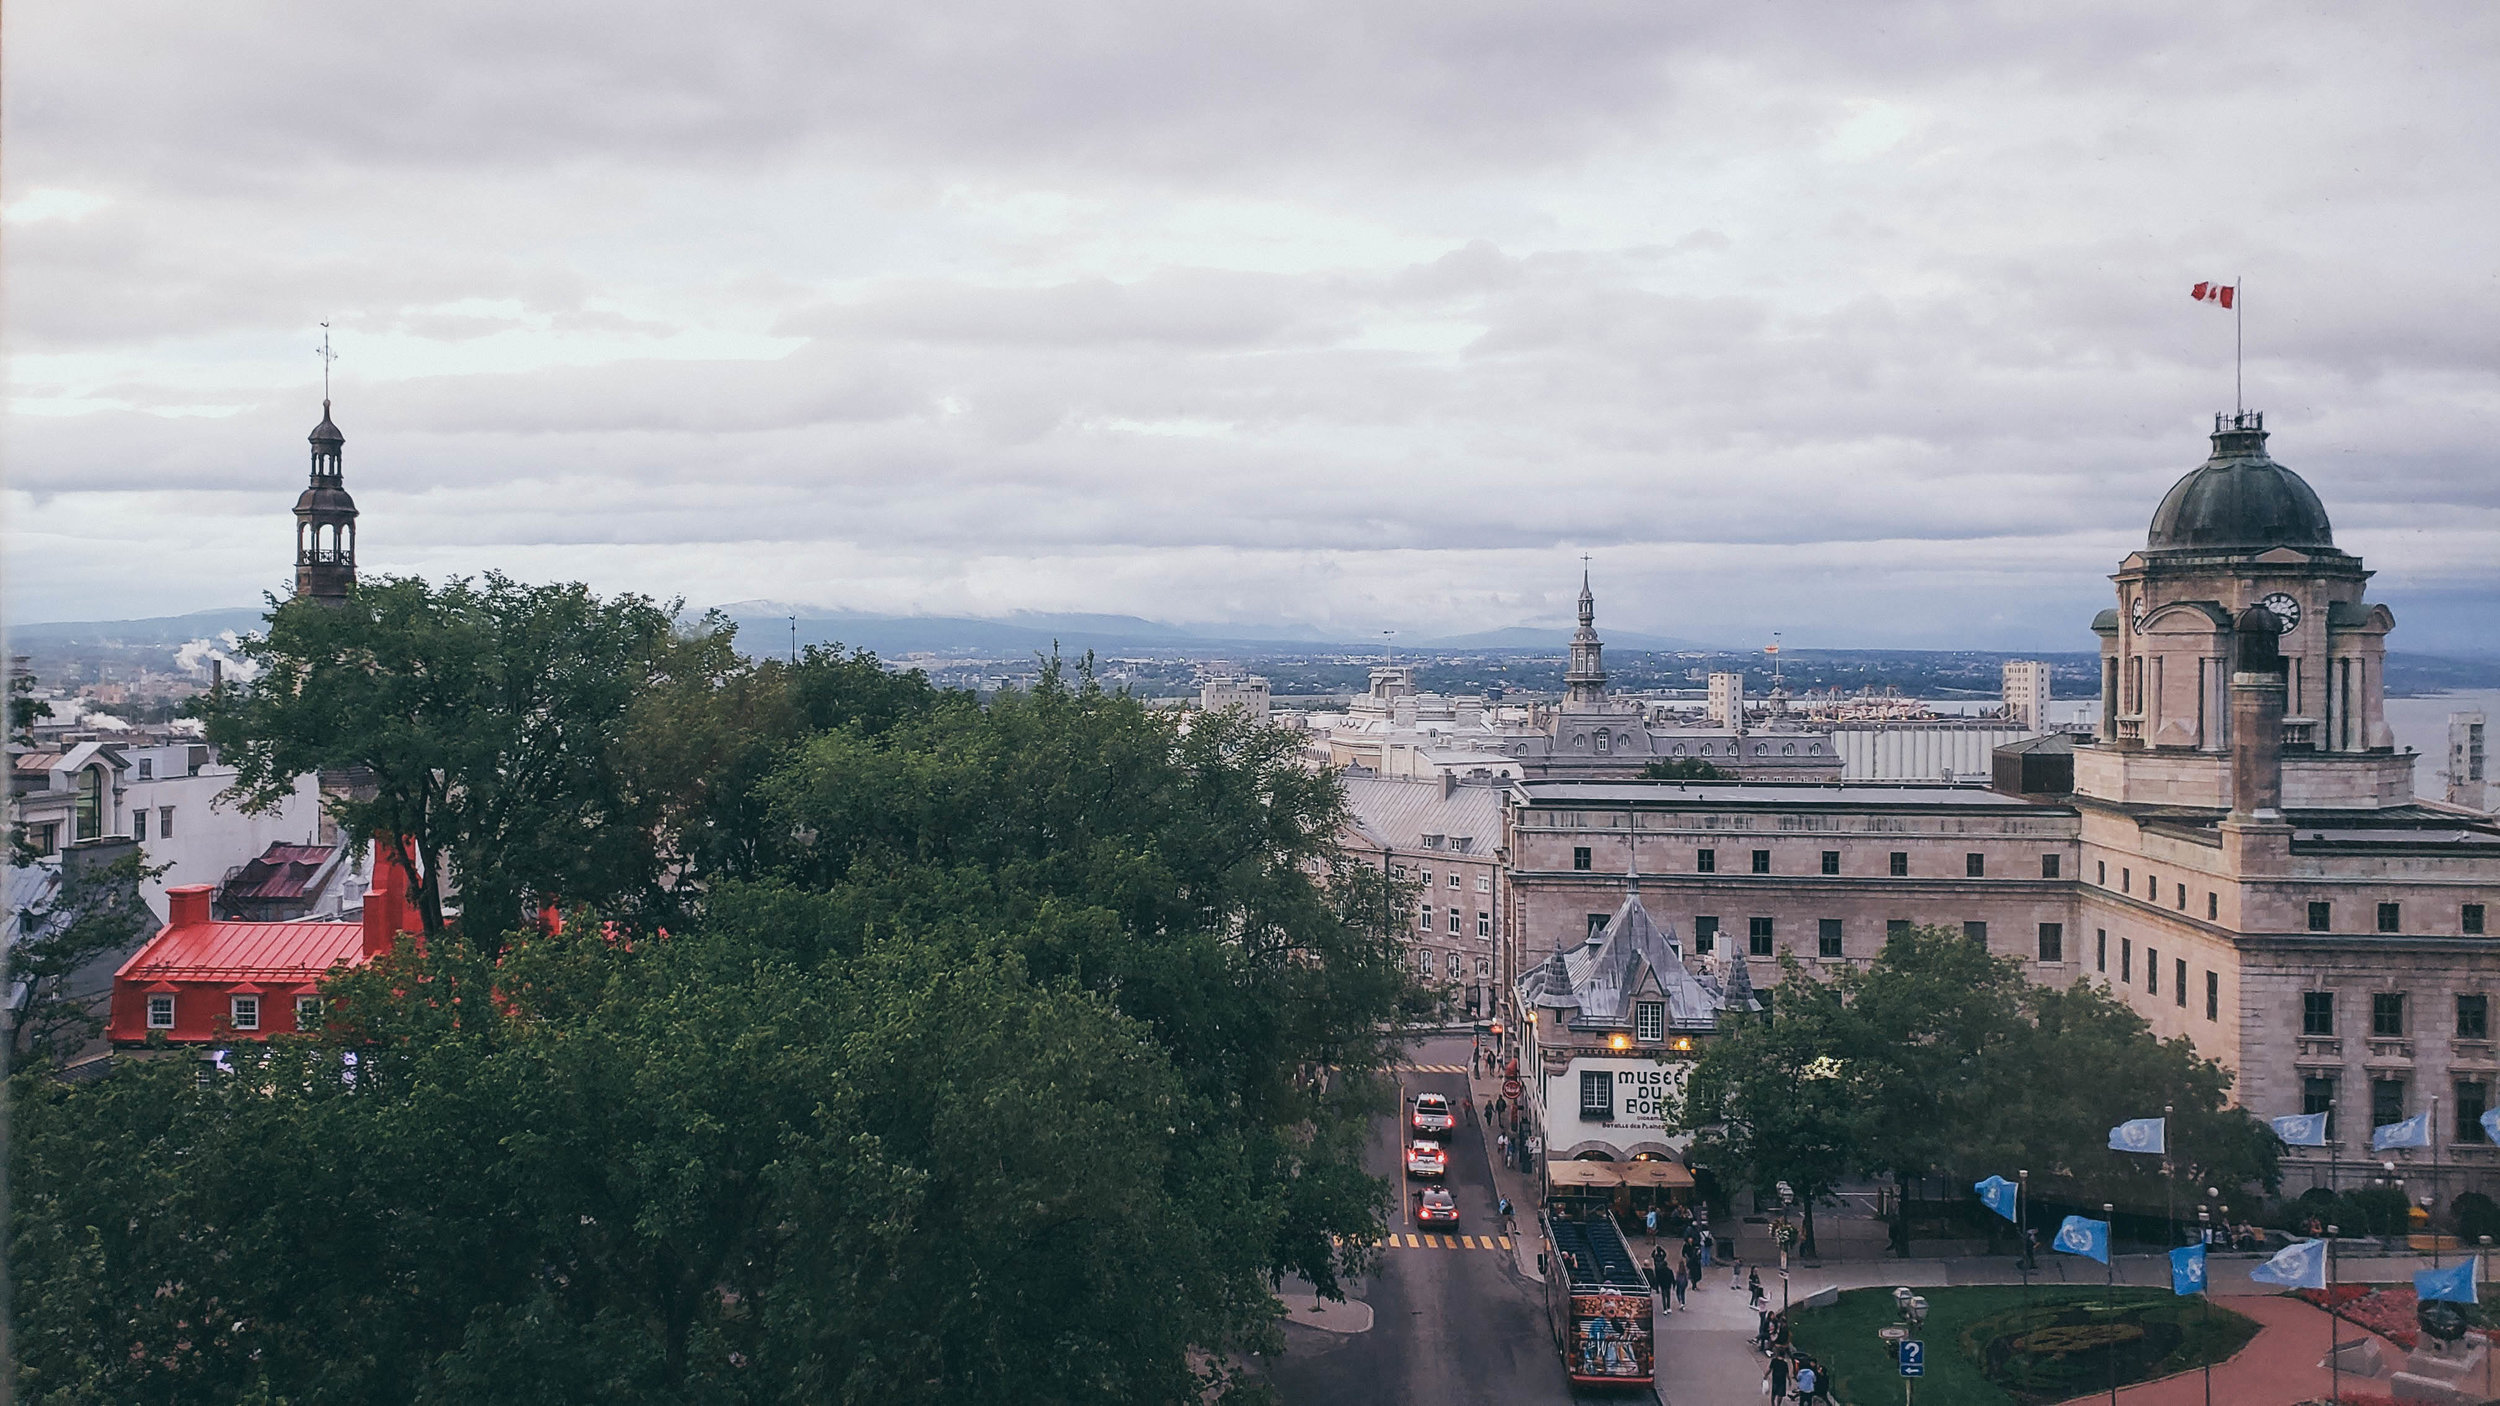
317 322 339 402
789 614 797 665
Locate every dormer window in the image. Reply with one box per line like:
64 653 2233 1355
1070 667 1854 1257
1636 1001 1665 1042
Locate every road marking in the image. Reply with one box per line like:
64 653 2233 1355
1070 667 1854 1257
1405 1233 1419 1247
1398 1063 1470 1073
1498 1235 1512 1250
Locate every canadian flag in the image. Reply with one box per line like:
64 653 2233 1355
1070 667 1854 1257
2191 281 2236 309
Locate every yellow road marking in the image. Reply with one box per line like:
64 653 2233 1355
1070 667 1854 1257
1498 1236 1512 1249
1405 1233 1419 1247
1461 1235 1477 1248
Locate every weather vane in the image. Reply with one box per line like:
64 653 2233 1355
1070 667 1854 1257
317 321 338 401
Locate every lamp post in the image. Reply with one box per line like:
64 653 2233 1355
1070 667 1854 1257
1778 1182 1796 1325
1884 1287 1928 1406
2104 1202 2119 1406
2197 1207 2214 1406
2482 1235 2494 1404
2328 1222 2342 1406
2425 1194 2440 1268
2164 1101 2177 1247
2018 1168 2033 1287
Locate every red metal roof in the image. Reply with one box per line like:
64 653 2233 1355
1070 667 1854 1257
115 918 366 983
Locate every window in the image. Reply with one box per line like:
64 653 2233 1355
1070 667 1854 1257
2121 939 2133 982
1749 917 1775 957
1475 956 1492 980
147 995 175 1029
132 809 147 842
1889 852 1908 877
2147 872 2157 898
2207 892 2218 920
1821 850 1841 876
1581 1070 1613 1118
2121 867 2131 891
2378 902 2401 934
1966 853 1986 878
2096 929 2108 972
2205 970 2219 1021
1963 920 1988 946
2037 922 2063 962
2097 860 2107 885
1448 951 1463 980
1417 948 1435 977
2372 1078 2407 1131
2309 901 2332 933
230 995 260 1031
2176 883 2187 912
1448 910 1462 935
2042 854 2061 879
1390 864 1407 878
1693 915 1719 954
137 757 154 779
2146 948 2158 995
1449 873 1462 889
1887 918 1911 941
1420 905 1433 931
1819 918 1844 958
2303 1075 2337 1138
2302 991 2334 1036
2461 994 2489 1040
2467 904 2487 936
1478 911 1492 938
2459 1082 2490 1144
1586 913 1610 941
296 995 323 1028
1420 869 1433 887
2372 992 2406 1038
158 807 175 836
1696 849 1716 874
1751 849 1771 875
1477 875 1492 893
1636 1001 1665 1042
1573 847 1591 871
2174 959 2187 1007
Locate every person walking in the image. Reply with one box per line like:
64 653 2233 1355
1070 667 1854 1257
1792 1358 1818 1404
1747 1266 1764 1309
1727 1241 1742 1288
1673 1262 1688 1310
1649 1245 1669 1306
1644 1205 1659 1241
1697 1227 1714 1268
1764 1351 1789 1401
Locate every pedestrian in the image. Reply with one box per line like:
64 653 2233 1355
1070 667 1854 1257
1698 1228 1714 1268
1645 1205 1659 1240
1728 1243 1743 1288
1462 1094 1475 1124
1793 1358 1818 1403
1748 1266 1764 1309
1498 1131 1510 1162
1673 1263 1687 1309
1764 1351 1789 1400
1650 1245 1669 1301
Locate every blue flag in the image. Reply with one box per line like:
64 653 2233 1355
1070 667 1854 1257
2249 1238 2327 1290
2171 1243 2208 1296
2417 1259 2478 1305
2372 1112 2431 1151
1974 1175 2019 1223
2110 1117 2167 1154
2482 1107 2500 1147
2269 1111 2329 1147
2053 1214 2109 1264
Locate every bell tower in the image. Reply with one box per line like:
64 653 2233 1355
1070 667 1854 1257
1564 566 1609 709
293 400 358 603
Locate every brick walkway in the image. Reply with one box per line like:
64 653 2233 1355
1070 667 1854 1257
2049 1293 2431 1406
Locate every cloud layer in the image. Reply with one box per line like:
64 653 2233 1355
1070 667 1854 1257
7 1 2496 650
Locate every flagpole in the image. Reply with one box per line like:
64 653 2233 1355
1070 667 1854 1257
2328 1223 2341 1405
2235 276 2243 416
2104 1202 2118 1406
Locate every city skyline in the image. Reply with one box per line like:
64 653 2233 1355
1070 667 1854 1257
7 4 2496 651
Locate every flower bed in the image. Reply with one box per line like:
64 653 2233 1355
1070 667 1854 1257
2294 1286 2420 1349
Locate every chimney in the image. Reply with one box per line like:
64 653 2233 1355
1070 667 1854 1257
166 883 214 929
2227 605 2289 820
361 843 411 957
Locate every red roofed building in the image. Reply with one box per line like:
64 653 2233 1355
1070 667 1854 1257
109 853 417 1045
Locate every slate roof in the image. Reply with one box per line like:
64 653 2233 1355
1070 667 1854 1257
223 842 341 903
1338 776 1505 855
1518 885 1731 1034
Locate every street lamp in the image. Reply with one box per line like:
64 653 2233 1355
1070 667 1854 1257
2197 1207 2215 1406
2103 1202 2119 1406
2018 1168 2033 1286
2164 1102 2177 1247
2423 1194 2439 1267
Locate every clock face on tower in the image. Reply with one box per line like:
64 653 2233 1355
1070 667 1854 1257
2259 592 2302 632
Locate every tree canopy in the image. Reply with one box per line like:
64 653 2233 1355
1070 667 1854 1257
24 592 1419 1404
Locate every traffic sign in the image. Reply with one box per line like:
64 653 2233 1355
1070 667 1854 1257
1899 1340 1925 1377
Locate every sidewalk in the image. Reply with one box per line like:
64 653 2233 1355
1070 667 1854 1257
1462 1053 1545 1283
2046 1293 2419 1406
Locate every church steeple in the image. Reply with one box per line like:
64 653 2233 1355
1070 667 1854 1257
1565 565 1609 708
293 398 358 603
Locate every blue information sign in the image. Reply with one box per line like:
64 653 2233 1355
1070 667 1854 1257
1899 1340 1925 1377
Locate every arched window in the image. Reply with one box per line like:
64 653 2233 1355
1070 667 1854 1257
74 765 105 842
1594 731 1610 755
1700 743 1713 756
1782 743 1796 756
1809 743 1823 755
1573 733 1589 752
1671 744 1687 757
1754 743 1768 756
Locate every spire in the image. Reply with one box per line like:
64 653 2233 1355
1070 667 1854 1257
1565 561 1608 708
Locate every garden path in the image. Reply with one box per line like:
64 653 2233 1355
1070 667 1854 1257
2047 1294 2425 1406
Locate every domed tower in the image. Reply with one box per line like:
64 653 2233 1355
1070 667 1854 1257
1564 569 1609 708
2082 411 2402 810
293 401 358 604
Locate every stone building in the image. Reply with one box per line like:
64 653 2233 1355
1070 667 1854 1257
1337 775 1508 1019
1503 412 2500 1196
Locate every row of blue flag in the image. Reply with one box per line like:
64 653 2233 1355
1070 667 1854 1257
1982 1197 2483 1304
2267 1105 2500 1151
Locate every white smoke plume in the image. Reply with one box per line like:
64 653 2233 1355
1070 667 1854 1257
174 631 261 683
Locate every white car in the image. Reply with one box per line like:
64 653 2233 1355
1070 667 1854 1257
1404 1140 1448 1179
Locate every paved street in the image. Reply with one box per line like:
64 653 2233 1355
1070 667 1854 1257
1261 1037 1586 1404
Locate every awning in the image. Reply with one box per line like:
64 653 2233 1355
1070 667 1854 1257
1544 1159 1695 1190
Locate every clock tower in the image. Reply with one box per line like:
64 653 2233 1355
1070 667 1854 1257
2081 411 2404 810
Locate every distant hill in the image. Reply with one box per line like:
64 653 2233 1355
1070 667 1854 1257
10 608 270 648
1415 625 1720 651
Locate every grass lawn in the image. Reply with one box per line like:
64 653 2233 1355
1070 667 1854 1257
1790 1285 2258 1406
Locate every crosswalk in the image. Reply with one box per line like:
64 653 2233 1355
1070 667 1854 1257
1382 1233 1512 1252
1399 1063 1472 1074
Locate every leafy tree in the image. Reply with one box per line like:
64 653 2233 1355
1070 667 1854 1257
194 575 699 950
4 849 161 1065
1638 757 1731 781
1676 955 1864 1255
8 667 54 743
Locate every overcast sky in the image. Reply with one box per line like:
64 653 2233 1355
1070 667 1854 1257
6 2 2495 650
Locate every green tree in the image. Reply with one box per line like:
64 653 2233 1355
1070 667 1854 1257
1638 757 1731 781
8 667 54 744
4 849 161 1065
194 575 699 950
1676 955 1864 1255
